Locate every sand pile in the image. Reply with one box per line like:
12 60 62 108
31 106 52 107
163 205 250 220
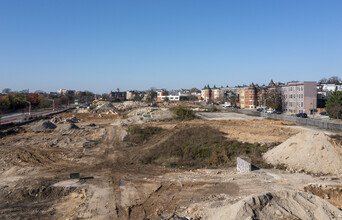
210 190 342 220
32 120 57 132
263 131 342 175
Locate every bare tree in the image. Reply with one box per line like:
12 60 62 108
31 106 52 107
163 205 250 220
327 76 341 84
2 88 11 94
318 78 327 84
265 88 282 111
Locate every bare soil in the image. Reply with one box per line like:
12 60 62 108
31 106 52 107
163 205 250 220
0 107 341 219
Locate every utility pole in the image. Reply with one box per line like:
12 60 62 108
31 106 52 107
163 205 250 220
312 98 315 119
47 99 55 111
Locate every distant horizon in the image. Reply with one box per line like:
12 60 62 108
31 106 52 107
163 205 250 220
1 1 341 93
1 77 340 95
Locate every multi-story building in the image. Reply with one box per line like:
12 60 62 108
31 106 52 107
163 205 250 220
157 90 169 102
238 88 246 108
126 90 143 101
281 81 317 115
57 89 75 95
109 88 126 101
239 84 265 109
201 85 220 102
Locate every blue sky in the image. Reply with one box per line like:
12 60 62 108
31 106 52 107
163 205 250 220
0 0 341 93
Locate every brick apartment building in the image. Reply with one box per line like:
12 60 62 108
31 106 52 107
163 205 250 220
281 81 317 115
239 84 265 109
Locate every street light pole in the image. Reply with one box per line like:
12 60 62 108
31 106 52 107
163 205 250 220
24 101 31 116
47 99 55 111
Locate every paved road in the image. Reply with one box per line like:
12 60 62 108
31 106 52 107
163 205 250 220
0 108 70 125
196 112 262 120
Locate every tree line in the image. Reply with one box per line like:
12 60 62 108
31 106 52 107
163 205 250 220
0 88 95 114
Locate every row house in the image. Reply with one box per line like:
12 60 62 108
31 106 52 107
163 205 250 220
201 85 220 102
281 81 317 114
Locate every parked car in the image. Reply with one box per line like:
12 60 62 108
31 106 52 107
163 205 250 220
296 113 308 118
266 109 273 113
320 112 328 116
272 110 281 114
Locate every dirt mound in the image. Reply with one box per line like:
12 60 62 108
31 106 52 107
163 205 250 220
263 131 342 175
304 183 342 209
210 190 342 220
32 120 57 132
56 123 79 132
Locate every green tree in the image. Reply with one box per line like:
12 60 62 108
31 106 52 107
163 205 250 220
326 91 342 119
0 95 10 112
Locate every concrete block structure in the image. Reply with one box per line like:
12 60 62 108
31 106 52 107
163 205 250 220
237 157 252 173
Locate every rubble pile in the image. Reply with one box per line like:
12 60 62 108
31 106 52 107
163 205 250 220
66 115 80 123
113 101 148 111
51 115 80 124
93 101 118 114
31 120 57 132
56 123 80 133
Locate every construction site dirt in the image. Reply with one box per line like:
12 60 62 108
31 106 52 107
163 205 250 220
0 102 341 219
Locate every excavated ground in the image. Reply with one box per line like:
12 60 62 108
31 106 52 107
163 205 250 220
0 108 341 219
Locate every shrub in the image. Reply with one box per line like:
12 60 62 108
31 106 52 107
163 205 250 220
173 107 195 120
126 126 163 144
142 126 279 169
